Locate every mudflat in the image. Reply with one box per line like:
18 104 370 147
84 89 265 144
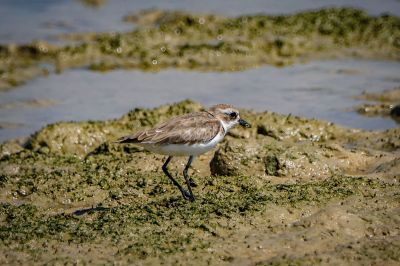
1 100 399 265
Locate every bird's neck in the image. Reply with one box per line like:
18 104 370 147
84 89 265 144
219 118 236 135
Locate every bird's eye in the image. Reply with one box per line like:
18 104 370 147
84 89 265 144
229 112 238 119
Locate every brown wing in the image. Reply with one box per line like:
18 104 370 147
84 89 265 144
115 112 222 145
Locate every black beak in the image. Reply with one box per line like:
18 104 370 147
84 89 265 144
239 119 251 128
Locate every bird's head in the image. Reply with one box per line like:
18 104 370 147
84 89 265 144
209 104 251 132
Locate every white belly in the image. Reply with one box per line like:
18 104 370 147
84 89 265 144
140 132 224 156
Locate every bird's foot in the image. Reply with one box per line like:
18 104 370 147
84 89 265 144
181 189 196 202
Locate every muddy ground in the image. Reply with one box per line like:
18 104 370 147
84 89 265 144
354 87 400 124
0 100 399 265
1 7 399 91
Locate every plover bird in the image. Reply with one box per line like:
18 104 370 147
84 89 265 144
115 104 251 201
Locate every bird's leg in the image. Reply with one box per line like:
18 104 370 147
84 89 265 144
186 164 197 187
183 156 196 202
162 156 192 200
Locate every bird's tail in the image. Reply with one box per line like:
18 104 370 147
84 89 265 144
113 135 139 144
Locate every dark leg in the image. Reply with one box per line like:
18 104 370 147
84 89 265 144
162 156 192 200
183 156 196 202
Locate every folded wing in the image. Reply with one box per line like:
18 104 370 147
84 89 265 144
115 112 222 145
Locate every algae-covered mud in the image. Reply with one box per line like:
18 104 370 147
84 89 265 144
1 100 399 265
354 87 400 124
1 7 399 91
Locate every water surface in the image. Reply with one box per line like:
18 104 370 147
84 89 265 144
1 59 399 142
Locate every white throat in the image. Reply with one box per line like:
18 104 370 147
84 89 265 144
218 118 237 133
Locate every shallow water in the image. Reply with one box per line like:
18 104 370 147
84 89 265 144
1 59 399 142
1 0 399 44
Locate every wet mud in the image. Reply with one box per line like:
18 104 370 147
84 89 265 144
355 87 400 123
0 100 399 265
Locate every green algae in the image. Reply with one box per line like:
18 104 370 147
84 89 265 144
1 7 400 90
0 175 395 259
0 41 55 91
0 100 399 264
